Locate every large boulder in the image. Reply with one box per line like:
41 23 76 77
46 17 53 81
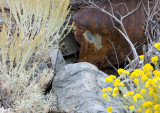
73 0 146 69
52 62 123 113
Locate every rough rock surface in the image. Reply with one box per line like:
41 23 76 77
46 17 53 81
52 62 123 113
60 32 79 56
50 49 66 72
73 0 146 69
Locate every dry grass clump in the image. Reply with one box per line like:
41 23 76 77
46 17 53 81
0 65 54 113
0 0 71 112
0 107 12 113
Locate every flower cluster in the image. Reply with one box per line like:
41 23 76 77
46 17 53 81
139 55 145 60
102 55 160 113
151 56 158 65
154 43 160 51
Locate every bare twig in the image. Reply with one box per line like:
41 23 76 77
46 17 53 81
106 56 117 71
107 39 119 69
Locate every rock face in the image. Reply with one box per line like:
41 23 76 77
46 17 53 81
50 49 66 72
73 0 146 69
60 32 79 56
52 62 123 113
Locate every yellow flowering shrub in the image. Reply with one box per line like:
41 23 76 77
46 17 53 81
102 56 160 113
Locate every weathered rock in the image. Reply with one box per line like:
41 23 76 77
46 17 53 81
52 62 123 113
60 32 79 56
50 49 66 72
73 0 146 69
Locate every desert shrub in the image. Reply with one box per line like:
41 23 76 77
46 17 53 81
0 0 71 112
0 64 54 113
102 44 160 113
101 0 160 112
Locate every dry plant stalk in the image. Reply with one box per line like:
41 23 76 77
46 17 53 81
143 0 160 43
121 0 160 70
1 0 72 51
0 0 71 112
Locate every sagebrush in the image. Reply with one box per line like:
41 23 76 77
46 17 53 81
0 0 71 112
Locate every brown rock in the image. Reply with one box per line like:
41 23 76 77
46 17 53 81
73 0 146 69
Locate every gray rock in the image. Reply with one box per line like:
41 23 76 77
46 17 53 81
60 32 79 56
52 62 124 113
50 49 66 72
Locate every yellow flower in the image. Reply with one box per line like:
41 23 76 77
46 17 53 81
151 56 158 64
154 104 160 111
149 87 157 97
135 69 142 73
153 94 159 101
113 88 119 93
153 77 160 86
107 106 112 113
130 69 144 80
143 63 154 72
133 93 143 101
117 68 129 76
113 79 124 87
141 76 148 82
129 105 134 110
102 88 107 93
115 78 120 82
145 108 152 113
118 68 124 76
123 94 127 98
141 89 146 95
126 71 130 75
155 111 160 113
145 79 155 87
106 77 113 83
130 71 139 80
112 93 116 97
102 93 110 102
143 101 153 108
102 93 107 98
153 70 160 78
134 78 139 85
106 75 116 83
106 87 112 92
112 88 119 97
139 55 144 60
155 42 160 51
127 91 134 97
105 78 113 83
138 108 142 112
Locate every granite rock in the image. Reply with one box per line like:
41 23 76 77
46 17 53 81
52 62 124 113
